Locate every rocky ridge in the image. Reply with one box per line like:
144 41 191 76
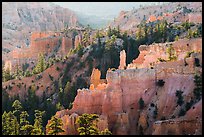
50 38 202 135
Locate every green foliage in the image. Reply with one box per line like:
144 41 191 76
156 79 165 87
194 58 200 67
19 111 32 135
8 84 13 90
153 105 158 119
76 113 99 135
157 58 166 62
99 128 112 135
77 44 84 57
176 90 184 106
82 31 90 46
20 124 34 135
24 69 31 77
2 67 12 82
166 44 177 61
56 102 64 111
187 29 193 39
56 66 60 71
46 116 65 135
2 89 12 113
181 21 191 30
32 110 45 135
22 63 29 72
107 26 112 37
2 111 19 135
12 100 22 121
193 74 202 101
48 74 54 81
138 97 144 109
184 51 194 59
185 99 194 111
33 53 46 74
175 35 179 41
178 108 186 116
35 74 42 80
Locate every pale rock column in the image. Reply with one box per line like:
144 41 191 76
119 50 126 69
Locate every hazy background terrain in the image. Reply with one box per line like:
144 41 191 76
53 2 162 28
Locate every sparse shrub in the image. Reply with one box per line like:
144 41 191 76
171 115 176 119
49 74 54 81
150 103 155 107
176 90 184 106
157 58 166 62
193 74 202 101
184 51 194 59
8 85 13 90
194 58 200 67
178 108 186 116
17 83 22 88
68 102 73 110
160 116 166 120
56 66 60 71
79 61 85 69
185 99 194 111
60 72 63 77
36 74 42 80
111 68 116 71
36 86 39 90
138 97 144 109
156 79 165 87
175 35 179 41
166 45 177 61
153 105 158 119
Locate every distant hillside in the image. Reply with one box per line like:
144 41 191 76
2 2 81 61
108 2 202 31
75 11 112 29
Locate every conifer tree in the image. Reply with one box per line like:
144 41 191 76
31 110 45 135
20 111 33 135
12 100 22 121
76 113 99 135
33 53 46 74
46 116 65 135
2 111 19 135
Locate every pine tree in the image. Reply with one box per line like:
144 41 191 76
100 128 112 135
31 110 45 135
3 67 11 82
96 30 101 46
2 111 19 135
117 25 120 37
107 26 112 37
12 100 22 122
33 53 46 74
193 74 202 101
76 113 99 135
46 116 65 135
20 111 32 135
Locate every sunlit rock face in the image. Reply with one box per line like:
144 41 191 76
51 38 202 135
119 50 126 70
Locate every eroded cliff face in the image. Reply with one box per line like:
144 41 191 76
109 2 202 31
49 38 202 135
2 2 81 63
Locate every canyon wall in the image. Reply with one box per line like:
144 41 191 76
51 38 202 135
128 38 202 69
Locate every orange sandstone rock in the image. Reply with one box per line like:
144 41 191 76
90 68 101 87
119 50 126 70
